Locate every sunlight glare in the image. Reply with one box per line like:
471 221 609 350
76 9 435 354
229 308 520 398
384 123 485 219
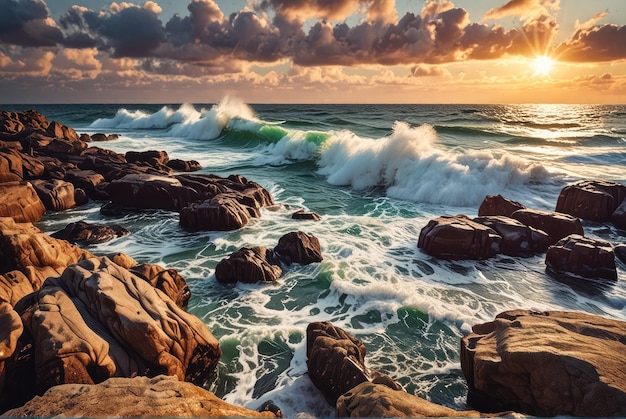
532 56 554 77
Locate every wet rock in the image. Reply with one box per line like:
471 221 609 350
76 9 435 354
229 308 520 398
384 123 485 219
461 310 626 417
473 215 549 256
180 194 255 231
545 234 616 280
418 215 501 260
126 150 169 166
31 179 76 211
555 180 626 222
64 169 105 199
167 158 201 172
612 198 626 229
90 133 119 142
307 321 400 406
215 246 282 284
51 221 130 246
3 375 278 418
106 173 199 211
0 182 46 223
274 231 323 265
511 208 583 245
478 194 525 217
130 263 191 309
74 188 88 206
292 209 322 221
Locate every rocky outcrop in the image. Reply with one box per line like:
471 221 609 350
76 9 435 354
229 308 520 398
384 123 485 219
51 221 130 246
307 322 400 406
0 182 46 223
215 247 282 284
418 215 501 260
555 180 626 222
167 159 201 172
30 179 77 212
90 133 119 142
129 263 191 309
292 209 322 221
0 301 22 396
126 150 169 166
2 375 278 418
545 234 617 280
106 174 199 212
477 195 525 217
180 194 256 231
511 208 583 244
274 231 323 265
460 310 626 417
473 216 549 257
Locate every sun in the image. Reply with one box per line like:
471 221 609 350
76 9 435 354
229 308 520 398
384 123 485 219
532 55 554 77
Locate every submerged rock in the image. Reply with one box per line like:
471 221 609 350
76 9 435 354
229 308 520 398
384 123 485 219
545 234 617 280
460 310 626 417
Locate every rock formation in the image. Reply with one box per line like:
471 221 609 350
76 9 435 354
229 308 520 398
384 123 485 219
555 180 626 223
545 234 617 280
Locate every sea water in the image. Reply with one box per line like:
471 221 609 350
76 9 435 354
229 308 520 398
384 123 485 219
5 99 626 417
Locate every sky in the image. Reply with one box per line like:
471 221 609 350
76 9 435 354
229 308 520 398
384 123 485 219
1 0 626 104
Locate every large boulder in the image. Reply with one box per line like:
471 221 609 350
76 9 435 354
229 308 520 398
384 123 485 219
460 310 626 417
418 215 501 260
612 198 626 229
0 149 24 182
125 150 169 166
473 216 549 256
129 263 191 309
180 194 255 231
167 159 201 172
292 209 322 221
0 270 37 306
106 173 199 211
555 180 626 222
511 208 583 245
0 300 22 398
545 234 617 280
2 375 278 418
5 257 221 408
0 182 46 223
64 169 105 199
215 246 282 284
477 195 525 217
307 322 400 406
51 221 130 246
274 231 323 265
30 179 76 211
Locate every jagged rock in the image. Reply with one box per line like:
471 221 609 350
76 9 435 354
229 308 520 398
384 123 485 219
0 182 46 223
167 159 201 172
478 195 525 217
274 231 323 265
511 208 583 245
90 133 119 142
64 169 105 199
337 382 488 418
0 270 37 307
130 263 191 309
2 375 278 418
51 221 130 246
612 198 626 229
307 322 400 406
0 149 24 182
180 194 255 231
461 310 626 417
0 300 23 397
106 173 199 211
292 209 322 221
5 257 221 408
545 234 616 280
215 246 282 284
126 150 169 166
107 252 138 269
555 180 626 222
418 215 501 260
31 179 76 211
473 215 549 256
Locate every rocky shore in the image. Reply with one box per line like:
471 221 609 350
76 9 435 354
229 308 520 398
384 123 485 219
0 109 625 417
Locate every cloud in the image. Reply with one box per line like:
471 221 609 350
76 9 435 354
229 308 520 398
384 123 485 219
556 23 626 62
0 0 63 47
484 0 559 21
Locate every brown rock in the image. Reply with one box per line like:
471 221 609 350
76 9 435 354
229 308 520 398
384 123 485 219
130 263 191 309
478 195 525 217
274 231 323 265
612 198 626 229
418 215 501 260
292 209 322 221
106 173 199 211
473 215 549 256
511 208 583 245
0 149 24 182
555 180 626 222
180 195 254 231
51 221 130 246
307 322 400 406
0 182 46 223
126 150 169 165
545 234 617 280
460 310 626 416
90 133 119 142
215 246 282 284
0 270 37 306
65 169 105 199
167 159 201 172
0 300 23 396
31 179 76 211
2 375 278 418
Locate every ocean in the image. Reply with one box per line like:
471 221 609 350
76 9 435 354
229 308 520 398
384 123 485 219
4 100 626 417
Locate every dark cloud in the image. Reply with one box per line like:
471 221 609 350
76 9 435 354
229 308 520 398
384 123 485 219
556 24 626 62
0 0 63 47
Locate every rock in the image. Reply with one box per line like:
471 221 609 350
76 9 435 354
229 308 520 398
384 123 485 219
2 375 278 418
555 180 626 222
6 257 221 406
473 216 549 256
0 149 24 182
31 179 76 211
478 195 525 217
129 263 191 309
336 382 486 418
167 159 201 172
460 310 626 417
0 300 23 397
511 208 583 245
418 215 501 260
292 209 322 221
612 198 626 229
74 188 88 206
126 150 169 166
90 133 119 142
20 152 45 180
64 169 105 199
0 270 37 306
307 322 400 406
545 234 616 280
107 252 138 269
180 194 255 231
215 247 282 284
616 244 626 265
274 231 323 265
0 181 46 223
106 173 199 211
46 120 80 143
51 221 130 246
